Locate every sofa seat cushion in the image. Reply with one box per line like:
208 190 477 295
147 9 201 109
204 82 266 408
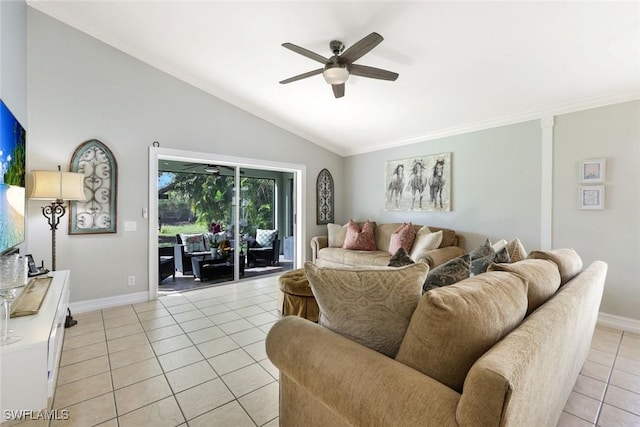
396 271 528 392
304 262 429 357
488 259 561 315
316 247 392 267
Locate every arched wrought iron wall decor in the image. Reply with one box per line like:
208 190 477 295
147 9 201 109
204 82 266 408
316 168 334 225
69 139 118 234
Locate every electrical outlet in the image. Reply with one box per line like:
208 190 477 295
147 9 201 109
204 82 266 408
128 276 135 286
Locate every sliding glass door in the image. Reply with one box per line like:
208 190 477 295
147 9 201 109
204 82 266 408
156 158 295 292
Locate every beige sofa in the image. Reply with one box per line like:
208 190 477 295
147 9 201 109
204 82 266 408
310 222 465 268
266 250 607 427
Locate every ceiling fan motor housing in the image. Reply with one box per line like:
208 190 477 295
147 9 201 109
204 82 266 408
329 40 345 55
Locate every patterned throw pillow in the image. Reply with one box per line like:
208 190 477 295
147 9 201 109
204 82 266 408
423 254 471 292
507 238 528 262
181 233 206 253
469 238 495 260
409 228 443 261
256 229 278 247
342 220 376 251
388 248 415 267
304 262 429 357
470 246 511 275
388 223 417 255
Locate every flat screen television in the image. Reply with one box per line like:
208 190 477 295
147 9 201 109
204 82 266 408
0 99 26 255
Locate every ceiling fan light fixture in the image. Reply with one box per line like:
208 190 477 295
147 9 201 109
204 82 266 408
323 65 349 85
205 166 219 174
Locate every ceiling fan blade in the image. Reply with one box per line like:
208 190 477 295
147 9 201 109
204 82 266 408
282 43 330 64
339 32 384 64
279 68 324 84
349 64 399 81
332 83 345 98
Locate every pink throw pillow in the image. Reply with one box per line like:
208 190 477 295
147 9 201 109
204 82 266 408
342 220 377 251
388 222 417 255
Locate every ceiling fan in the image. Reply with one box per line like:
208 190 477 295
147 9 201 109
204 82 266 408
181 164 242 175
279 32 399 98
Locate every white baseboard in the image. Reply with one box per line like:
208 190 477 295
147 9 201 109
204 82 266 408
69 292 150 314
597 312 640 334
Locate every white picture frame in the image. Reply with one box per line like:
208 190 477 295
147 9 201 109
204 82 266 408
579 185 605 210
580 158 606 183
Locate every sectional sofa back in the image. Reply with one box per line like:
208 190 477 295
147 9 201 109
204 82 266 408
456 260 607 426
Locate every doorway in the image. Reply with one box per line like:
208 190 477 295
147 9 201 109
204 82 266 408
148 147 305 299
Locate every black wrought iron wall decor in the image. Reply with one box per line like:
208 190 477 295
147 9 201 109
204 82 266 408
69 139 118 234
316 168 334 224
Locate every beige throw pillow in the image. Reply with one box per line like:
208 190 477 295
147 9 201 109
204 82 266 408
395 271 528 392
327 223 347 248
304 262 429 358
507 238 528 262
409 228 443 261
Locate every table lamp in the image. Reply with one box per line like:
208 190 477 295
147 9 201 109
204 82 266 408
29 166 86 271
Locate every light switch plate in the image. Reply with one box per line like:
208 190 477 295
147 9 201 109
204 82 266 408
124 221 137 232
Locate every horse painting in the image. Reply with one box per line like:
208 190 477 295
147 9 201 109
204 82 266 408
406 159 428 210
386 164 405 208
385 153 451 212
428 159 446 208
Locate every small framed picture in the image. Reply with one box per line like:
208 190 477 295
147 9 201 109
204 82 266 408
579 186 605 210
580 158 606 183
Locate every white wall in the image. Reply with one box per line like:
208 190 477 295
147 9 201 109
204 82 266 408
27 8 343 303
344 120 543 251
553 101 640 320
344 102 640 322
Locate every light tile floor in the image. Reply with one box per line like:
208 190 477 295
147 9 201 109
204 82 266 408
4 274 640 426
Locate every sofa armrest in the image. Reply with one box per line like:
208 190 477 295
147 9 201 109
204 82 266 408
310 236 328 262
266 316 460 427
417 246 466 269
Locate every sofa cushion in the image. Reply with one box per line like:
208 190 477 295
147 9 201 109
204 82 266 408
388 248 415 267
316 248 392 267
428 226 457 248
343 220 376 251
409 228 443 261
488 259 561 315
388 223 417 255
507 238 528 262
256 228 278 247
423 253 470 292
470 246 510 275
180 233 206 253
528 248 583 285
304 262 429 357
327 223 348 248
396 271 528 392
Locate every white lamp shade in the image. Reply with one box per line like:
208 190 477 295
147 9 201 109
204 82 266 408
29 170 87 201
323 67 349 85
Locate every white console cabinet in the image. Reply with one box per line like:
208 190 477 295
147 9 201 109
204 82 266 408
0 270 70 413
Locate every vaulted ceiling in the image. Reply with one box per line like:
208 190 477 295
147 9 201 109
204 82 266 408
27 1 640 156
